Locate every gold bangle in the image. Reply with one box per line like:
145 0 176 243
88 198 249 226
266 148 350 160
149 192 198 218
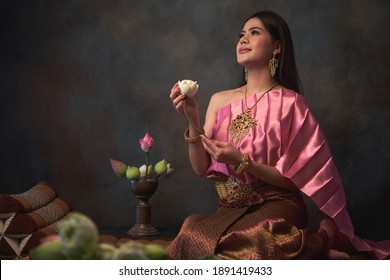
234 154 251 175
184 128 204 143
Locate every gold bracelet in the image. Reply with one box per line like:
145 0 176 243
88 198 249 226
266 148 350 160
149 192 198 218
184 127 204 143
234 154 251 175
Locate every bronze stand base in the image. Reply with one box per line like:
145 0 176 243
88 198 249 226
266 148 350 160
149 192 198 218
128 180 160 237
127 223 160 237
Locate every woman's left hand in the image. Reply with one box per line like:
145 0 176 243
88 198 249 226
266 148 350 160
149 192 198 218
200 135 243 166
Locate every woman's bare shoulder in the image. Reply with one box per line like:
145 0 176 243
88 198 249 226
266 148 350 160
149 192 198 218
209 86 244 109
204 86 244 131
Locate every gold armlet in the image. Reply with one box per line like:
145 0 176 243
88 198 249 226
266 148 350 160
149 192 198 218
234 154 251 175
184 127 204 143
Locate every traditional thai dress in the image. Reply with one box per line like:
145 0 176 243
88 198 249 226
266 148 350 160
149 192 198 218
166 87 390 260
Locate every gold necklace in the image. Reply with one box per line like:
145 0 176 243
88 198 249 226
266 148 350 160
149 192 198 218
228 82 279 143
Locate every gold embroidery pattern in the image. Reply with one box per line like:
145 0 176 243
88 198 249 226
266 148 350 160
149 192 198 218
228 82 278 143
228 108 257 144
215 177 264 207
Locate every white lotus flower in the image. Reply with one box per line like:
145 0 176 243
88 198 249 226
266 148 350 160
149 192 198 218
165 163 174 177
139 164 153 178
178 79 199 97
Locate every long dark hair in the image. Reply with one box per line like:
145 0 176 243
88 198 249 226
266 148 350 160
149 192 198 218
239 11 303 94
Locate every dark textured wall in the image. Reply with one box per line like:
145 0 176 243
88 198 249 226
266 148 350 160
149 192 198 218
1 0 389 240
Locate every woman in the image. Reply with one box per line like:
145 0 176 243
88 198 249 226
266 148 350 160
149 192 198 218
167 11 390 260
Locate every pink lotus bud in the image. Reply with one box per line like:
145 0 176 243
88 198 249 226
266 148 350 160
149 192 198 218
139 132 155 152
41 234 61 244
110 159 128 177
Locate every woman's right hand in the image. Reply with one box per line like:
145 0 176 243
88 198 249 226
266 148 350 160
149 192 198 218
169 83 199 122
170 83 209 176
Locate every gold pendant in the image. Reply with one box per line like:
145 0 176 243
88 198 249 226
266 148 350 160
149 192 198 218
228 108 257 143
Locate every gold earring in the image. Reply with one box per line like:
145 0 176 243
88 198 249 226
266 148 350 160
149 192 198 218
244 67 248 82
269 54 279 77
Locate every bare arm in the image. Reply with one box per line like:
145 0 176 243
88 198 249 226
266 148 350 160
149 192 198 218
170 84 219 176
200 136 299 192
187 109 210 176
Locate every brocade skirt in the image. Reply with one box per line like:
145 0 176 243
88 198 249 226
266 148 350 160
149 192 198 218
166 177 327 260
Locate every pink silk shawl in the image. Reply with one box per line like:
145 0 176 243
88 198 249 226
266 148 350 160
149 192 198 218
206 87 390 259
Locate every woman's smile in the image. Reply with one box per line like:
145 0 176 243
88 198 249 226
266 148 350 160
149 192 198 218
238 47 251 54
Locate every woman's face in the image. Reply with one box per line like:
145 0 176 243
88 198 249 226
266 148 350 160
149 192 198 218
236 17 279 67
